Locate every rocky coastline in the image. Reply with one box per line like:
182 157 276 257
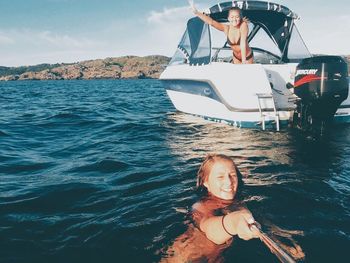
0 55 170 81
0 55 349 81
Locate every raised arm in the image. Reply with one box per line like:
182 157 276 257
188 0 226 32
240 21 249 63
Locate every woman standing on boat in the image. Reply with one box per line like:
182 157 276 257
189 0 254 64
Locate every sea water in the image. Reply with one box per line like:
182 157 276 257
0 79 349 262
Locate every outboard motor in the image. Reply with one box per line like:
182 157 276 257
292 55 349 135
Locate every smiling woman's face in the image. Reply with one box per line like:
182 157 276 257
228 9 241 26
204 160 238 200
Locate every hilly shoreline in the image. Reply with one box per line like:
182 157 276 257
0 55 170 81
0 55 349 81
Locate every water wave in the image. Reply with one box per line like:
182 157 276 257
0 79 349 263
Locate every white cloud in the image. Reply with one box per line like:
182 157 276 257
0 29 109 66
142 6 194 56
0 32 14 45
89 5 196 59
37 31 104 48
147 6 190 24
0 29 105 49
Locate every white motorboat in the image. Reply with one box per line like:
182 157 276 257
160 1 349 131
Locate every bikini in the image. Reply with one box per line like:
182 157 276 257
227 35 253 62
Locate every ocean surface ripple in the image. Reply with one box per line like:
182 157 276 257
0 79 349 262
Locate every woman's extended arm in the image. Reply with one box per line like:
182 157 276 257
199 209 258 244
240 21 249 63
188 0 226 32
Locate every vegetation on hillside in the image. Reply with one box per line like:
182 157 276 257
0 63 72 77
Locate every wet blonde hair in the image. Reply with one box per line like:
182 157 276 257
196 154 243 195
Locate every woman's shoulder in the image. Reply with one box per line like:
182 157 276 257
192 199 218 226
222 24 229 34
240 20 249 29
191 198 215 216
192 200 207 213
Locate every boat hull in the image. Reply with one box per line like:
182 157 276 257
166 89 291 128
161 63 295 129
335 94 350 123
160 63 350 128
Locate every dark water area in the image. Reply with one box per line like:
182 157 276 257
0 79 349 263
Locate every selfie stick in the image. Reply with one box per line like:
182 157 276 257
250 224 296 263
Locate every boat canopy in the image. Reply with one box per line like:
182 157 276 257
170 1 310 65
210 1 298 56
209 1 298 19
175 17 212 65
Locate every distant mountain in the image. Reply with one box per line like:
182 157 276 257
0 55 349 81
0 55 171 81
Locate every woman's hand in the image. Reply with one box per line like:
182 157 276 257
226 210 259 240
188 0 199 14
242 17 250 23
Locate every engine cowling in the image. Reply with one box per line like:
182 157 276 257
293 55 349 135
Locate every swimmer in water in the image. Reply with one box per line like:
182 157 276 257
161 154 259 262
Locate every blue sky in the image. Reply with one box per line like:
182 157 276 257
0 0 349 66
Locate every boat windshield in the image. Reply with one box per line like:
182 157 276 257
169 17 211 66
212 21 311 64
287 24 311 62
